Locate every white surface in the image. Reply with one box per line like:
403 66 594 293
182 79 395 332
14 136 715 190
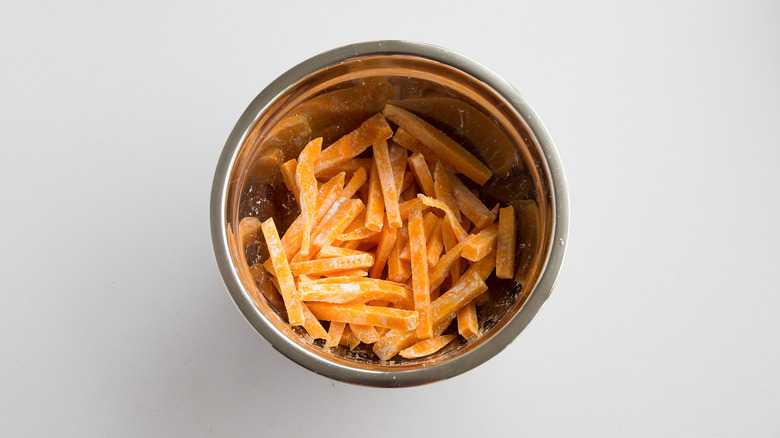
1 1 779 436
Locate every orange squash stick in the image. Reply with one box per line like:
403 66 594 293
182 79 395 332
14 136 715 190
315 158 371 181
298 277 413 308
399 334 457 359
417 194 468 242
325 321 346 348
339 324 353 347
407 152 436 197
457 302 479 339
373 138 402 228
349 324 379 344
289 253 374 276
301 302 330 341
433 160 460 223
369 217 397 279
338 227 378 242
340 240 361 250
388 143 408 192
398 198 426 221
387 225 411 283
448 174 495 229
496 206 516 279
348 331 361 350
382 104 491 185
462 223 499 262
313 113 392 176
280 158 299 201
426 219 444 267
320 269 368 278
399 211 439 262
296 138 322 256
364 161 385 232
474 291 490 306
399 171 415 194
260 218 304 326
409 206 433 339
306 302 419 331
317 246 371 259
428 237 470 291
440 218 462 283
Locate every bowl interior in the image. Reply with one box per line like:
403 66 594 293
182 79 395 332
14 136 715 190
221 52 555 376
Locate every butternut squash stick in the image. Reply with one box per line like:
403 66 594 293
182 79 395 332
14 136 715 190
301 302 330 341
440 219 462 283
426 219 444 267
321 269 368 278
462 223 499 262
399 334 457 359
474 291 490 306
373 138 402 228
407 152 436 197
325 322 346 348
428 237 470 291
260 218 305 326
317 246 371 259
340 240 362 250
298 278 413 308
382 104 492 185
364 161 385 232
399 171 415 194
496 205 516 279
313 113 392 176
392 126 437 160
399 211 440 262
433 160 460 223
388 143 408 193
289 254 374 276
339 325 352 347
449 173 495 229
315 158 371 181
417 194 468 242
338 227 378 242
295 138 322 256
369 217 397 279
457 302 479 339
306 302 419 330
409 206 433 339
398 198 426 221
350 324 379 344
280 158 299 201
348 331 361 350
387 225 411 283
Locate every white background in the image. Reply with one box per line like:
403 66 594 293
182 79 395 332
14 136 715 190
1 1 778 436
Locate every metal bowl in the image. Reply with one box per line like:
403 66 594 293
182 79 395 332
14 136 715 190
210 40 569 387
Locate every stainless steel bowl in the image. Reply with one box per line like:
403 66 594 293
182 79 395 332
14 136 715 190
210 40 569 387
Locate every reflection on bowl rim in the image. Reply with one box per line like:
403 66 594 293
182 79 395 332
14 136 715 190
210 40 569 387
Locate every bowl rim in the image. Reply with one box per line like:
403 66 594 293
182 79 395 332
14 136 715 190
210 40 569 387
